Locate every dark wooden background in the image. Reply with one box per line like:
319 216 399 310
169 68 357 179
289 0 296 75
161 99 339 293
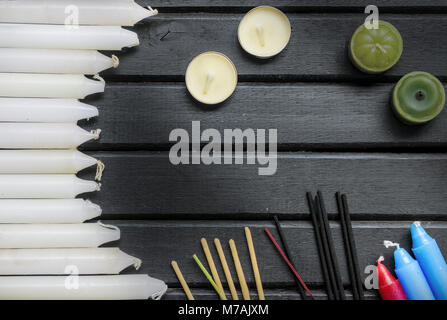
79 1 447 299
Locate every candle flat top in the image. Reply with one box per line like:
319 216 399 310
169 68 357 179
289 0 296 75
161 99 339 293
185 52 237 105
238 6 291 58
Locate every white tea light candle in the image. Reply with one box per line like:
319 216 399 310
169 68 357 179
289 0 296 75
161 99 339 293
0 199 101 224
238 6 291 58
0 150 100 175
0 123 100 149
0 48 119 74
0 24 139 50
0 248 141 275
0 0 158 26
0 174 100 199
0 222 119 248
0 275 167 300
0 98 98 122
0 73 105 99
185 52 238 104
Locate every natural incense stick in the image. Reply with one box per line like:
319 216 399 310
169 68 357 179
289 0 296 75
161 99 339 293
193 254 226 300
264 228 313 298
336 192 359 300
273 216 309 300
307 193 334 300
245 227 265 300
229 239 251 300
341 194 364 299
214 238 239 300
201 238 225 297
171 261 194 300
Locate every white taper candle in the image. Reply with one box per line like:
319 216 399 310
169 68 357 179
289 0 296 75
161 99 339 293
0 248 141 275
0 222 120 248
0 24 139 50
0 98 98 122
0 48 119 74
0 150 100 174
0 275 167 300
0 0 158 26
0 174 100 199
0 73 105 98
0 199 101 223
0 123 100 149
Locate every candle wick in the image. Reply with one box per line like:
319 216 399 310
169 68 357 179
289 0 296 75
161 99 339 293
415 91 425 101
256 25 265 47
375 43 387 54
203 72 214 95
383 240 400 250
377 256 385 264
95 160 106 181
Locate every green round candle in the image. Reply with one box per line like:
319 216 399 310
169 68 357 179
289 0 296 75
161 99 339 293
349 20 403 73
392 71 445 125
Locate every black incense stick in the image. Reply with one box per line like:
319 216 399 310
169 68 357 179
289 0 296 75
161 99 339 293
314 194 340 299
316 191 346 300
273 215 310 300
336 192 359 300
341 194 364 300
306 192 334 300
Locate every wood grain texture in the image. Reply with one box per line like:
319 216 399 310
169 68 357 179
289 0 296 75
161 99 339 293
103 14 447 79
141 0 447 11
82 83 447 149
108 220 447 300
79 152 447 218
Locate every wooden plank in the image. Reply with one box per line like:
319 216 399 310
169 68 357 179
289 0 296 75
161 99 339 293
103 14 447 78
82 83 447 149
142 1 447 11
164 288 377 300
79 152 447 218
109 220 447 297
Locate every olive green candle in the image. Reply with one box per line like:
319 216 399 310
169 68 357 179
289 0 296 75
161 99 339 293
392 71 445 125
349 20 403 73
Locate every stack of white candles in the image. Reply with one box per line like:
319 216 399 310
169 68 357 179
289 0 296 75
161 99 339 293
0 0 167 300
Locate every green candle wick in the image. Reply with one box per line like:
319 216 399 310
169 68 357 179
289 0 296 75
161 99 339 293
375 43 387 54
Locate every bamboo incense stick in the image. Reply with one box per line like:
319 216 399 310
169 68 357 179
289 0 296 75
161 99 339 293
313 194 339 299
229 239 251 300
214 238 239 300
201 238 225 298
316 191 346 300
244 227 265 300
306 192 334 300
336 192 359 300
273 215 310 300
264 228 313 298
171 261 194 300
341 194 364 300
193 254 226 300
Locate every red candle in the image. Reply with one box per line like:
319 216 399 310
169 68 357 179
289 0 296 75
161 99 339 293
377 256 408 300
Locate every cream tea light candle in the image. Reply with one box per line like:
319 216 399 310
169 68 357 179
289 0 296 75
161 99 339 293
0 123 100 149
238 6 291 58
0 248 141 275
0 73 105 99
0 275 167 300
0 49 119 74
0 199 101 224
0 24 139 50
185 52 238 104
0 0 158 26
0 174 100 199
0 98 98 122
0 222 120 248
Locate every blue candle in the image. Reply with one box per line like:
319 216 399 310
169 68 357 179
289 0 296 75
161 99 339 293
385 241 435 300
411 222 447 300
